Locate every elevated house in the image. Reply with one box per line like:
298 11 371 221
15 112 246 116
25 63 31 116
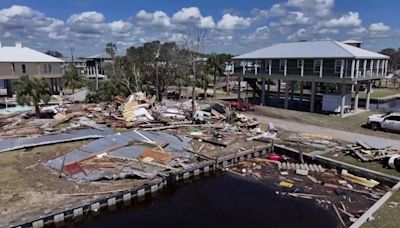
0 42 64 96
83 52 112 80
227 40 389 117
61 57 87 75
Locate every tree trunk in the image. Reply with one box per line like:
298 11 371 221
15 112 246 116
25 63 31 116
178 78 182 101
226 75 230 95
191 62 196 117
72 87 75 94
204 86 207 100
212 73 217 98
34 102 40 117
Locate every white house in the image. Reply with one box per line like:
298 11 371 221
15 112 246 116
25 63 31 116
0 42 64 96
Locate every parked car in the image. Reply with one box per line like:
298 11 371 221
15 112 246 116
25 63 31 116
367 112 400 132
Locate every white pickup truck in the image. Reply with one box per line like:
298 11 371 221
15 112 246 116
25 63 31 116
367 112 400 132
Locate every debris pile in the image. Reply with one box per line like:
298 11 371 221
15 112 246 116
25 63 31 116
225 156 386 227
343 140 396 161
286 133 339 149
0 91 281 186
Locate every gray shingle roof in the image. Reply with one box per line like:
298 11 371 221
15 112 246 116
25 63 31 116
233 40 389 60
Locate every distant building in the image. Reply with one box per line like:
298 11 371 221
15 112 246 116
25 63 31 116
83 52 112 78
227 40 389 117
0 42 64 96
61 57 87 75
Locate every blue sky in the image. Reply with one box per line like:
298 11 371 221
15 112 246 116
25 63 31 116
0 0 398 56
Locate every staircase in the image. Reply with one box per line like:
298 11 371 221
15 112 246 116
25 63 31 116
244 78 262 97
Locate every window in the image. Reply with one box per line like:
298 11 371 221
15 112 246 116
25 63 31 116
22 64 26 74
385 116 400 122
297 59 303 68
334 60 342 73
313 59 321 73
43 64 52 74
279 59 286 72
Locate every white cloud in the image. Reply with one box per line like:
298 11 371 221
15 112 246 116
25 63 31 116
217 13 251 30
172 7 201 23
110 20 132 33
252 3 286 21
198 16 215 29
281 11 310 26
67 11 108 34
323 11 361 28
136 10 171 28
368 22 391 38
172 7 215 29
287 0 334 17
316 28 338 34
287 28 307 41
369 22 390 32
348 27 366 35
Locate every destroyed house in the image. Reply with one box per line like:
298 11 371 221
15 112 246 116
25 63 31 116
228 40 389 116
0 42 64 96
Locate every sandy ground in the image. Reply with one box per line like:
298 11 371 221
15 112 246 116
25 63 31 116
0 140 158 226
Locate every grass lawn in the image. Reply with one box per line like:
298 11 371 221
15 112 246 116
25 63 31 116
362 189 400 228
371 88 400 98
323 152 400 178
253 105 400 141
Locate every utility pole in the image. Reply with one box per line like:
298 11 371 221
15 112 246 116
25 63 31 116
70 48 75 64
155 44 161 101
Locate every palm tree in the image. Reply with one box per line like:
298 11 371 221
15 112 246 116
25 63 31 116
206 54 224 98
105 42 117 58
105 42 117 76
14 75 51 117
64 64 82 94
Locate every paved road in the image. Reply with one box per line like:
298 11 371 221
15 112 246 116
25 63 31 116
247 113 400 150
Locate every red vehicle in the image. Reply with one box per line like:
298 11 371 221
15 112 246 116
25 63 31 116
229 98 251 111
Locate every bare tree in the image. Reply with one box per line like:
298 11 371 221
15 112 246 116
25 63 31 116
180 27 207 116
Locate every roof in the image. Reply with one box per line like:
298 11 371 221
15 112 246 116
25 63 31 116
0 46 64 63
233 40 389 60
60 57 86 63
84 52 112 59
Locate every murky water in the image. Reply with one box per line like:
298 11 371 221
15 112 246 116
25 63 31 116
75 174 338 228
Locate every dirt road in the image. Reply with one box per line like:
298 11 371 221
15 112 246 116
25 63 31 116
247 113 400 150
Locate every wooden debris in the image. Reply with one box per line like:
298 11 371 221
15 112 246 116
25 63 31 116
341 169 380 188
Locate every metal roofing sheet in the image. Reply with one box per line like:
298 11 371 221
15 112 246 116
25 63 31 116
0 128 114 153
233 40 389 60
45 130 192 173
0 46 64 62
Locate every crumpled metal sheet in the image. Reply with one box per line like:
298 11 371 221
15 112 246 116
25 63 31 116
0 128 114 153
44 130 192 181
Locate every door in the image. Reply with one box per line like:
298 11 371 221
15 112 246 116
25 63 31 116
382 116 400 131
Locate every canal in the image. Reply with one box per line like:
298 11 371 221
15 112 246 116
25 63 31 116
75 173 339 228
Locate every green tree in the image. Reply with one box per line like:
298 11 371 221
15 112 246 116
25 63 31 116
63 64 83 94
206 54 225 98
105 42 117 58
45 50 63 58
14 75 51 117
380 48 400 71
